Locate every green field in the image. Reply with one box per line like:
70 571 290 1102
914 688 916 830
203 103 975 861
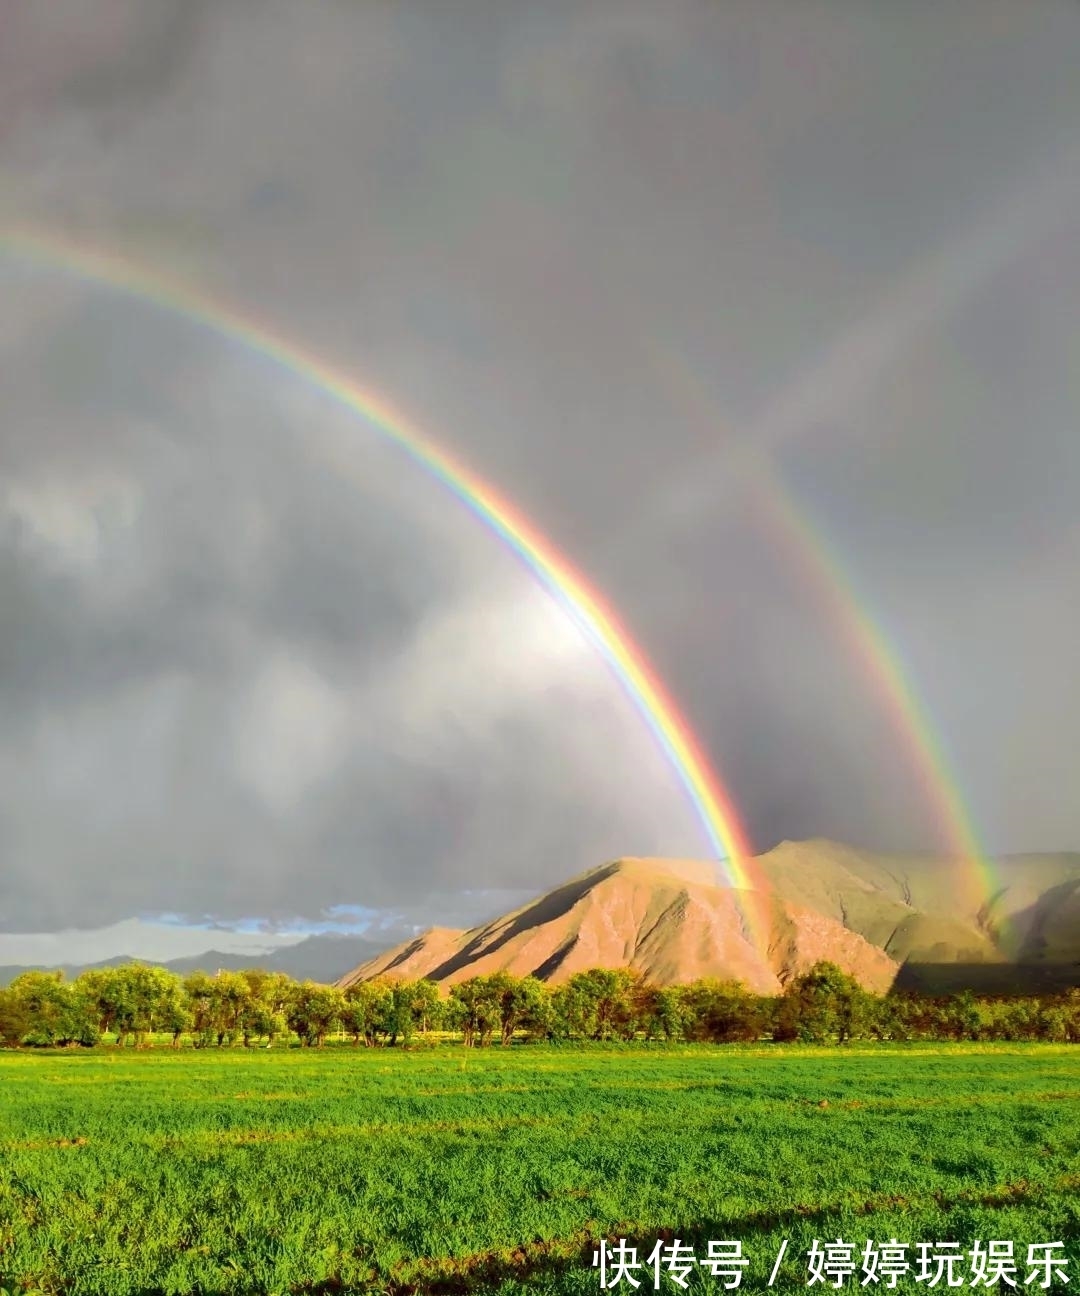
1 1044 1078 1295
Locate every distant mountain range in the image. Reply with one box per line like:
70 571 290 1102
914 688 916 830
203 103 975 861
0 933 388 988
337 840 1080 994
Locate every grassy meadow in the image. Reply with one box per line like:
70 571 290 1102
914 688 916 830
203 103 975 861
0 1043 1078 1294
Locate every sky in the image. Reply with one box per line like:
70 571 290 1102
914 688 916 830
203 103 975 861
1 0 1079 963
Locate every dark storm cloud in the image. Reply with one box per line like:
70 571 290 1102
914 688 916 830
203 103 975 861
1 0 1079 950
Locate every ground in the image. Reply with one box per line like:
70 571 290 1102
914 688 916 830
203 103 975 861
1 1043 1078 1294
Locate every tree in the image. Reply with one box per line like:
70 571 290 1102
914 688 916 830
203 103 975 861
485 973 547 1046
0 986 31 1046
777 962 876 1044
286 981 344 1046
551 969 641 1041
633 983 684 1042
403 978 443 1040
75 964 188 1046
679 979 765 1043
78 966 136 1044
236 970 291 1046
941 989 982 1042
382 980 417 1048
1040 989 1080 1043
449 977 504 1047
888 991 945 1041
180 970 252 1047
183 972 220 1048
157 982 192 1047
342 980 395 1046
6 971 96 1046
125 964 187 1045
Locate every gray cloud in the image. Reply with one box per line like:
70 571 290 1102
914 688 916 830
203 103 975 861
1 0 1079 952
0 281 704 933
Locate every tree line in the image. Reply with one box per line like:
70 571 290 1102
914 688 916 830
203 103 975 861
1 961 1078 1049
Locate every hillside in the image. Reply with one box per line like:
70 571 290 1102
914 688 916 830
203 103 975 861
338 842 1080 993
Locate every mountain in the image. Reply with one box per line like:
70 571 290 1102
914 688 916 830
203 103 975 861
338 842 1080 993
757 839 1080 988
338 855 897 993
0 934 388 988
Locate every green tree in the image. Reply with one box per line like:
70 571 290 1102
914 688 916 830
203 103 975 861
777 962 876 1044
235 970 291 1046
157 982 192 1047
183 972 220 1048
678 979 766 1043
0 985 31 1045
1039 989 1080 1043
342 980 395 1046
633 983 685 1041
484 973 547 1046
125 964 187 1044
403 978 443 1039
7 971 96 1046
552 969 641 1041
287 981 345 1046
375 979 442 1047
181 970 253 1047
77 964 188 1046
449 976 504 1047
78 966 135 1043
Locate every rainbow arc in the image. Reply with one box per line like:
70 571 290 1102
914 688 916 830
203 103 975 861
0 228 773 953
644 340 990 911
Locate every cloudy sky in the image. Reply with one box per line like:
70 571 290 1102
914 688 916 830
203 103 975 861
1 0 1078 962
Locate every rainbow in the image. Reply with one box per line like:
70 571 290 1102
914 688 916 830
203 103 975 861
760 486 988 901
0 228 770 931
635 146 1080 914
644 341 990 909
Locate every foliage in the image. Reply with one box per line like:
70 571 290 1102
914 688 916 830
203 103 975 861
285 981 346 1047
0 959 1078 1050
776 962 876 1044
4 971 96 1047
449 973 547 1046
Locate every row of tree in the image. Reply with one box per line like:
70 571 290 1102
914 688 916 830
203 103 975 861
1 962 1079 1049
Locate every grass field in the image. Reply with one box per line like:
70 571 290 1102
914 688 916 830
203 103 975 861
1 1043 1078 1295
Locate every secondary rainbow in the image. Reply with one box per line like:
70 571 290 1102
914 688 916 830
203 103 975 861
760 486 989 901
646 340 991 909
0 228 766 919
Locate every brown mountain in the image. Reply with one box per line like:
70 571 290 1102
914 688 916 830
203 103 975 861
338 841 1080 993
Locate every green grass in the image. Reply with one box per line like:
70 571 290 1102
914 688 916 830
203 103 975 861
1 1043 1078 1294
